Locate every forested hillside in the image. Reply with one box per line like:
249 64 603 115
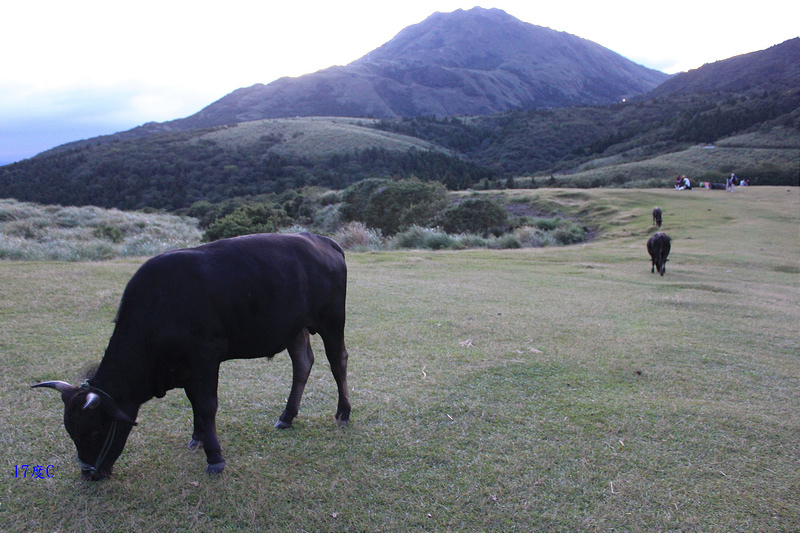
0 129 496 211
374 85 799 177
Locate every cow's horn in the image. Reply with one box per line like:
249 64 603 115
83 392 101 410
31 381 75 392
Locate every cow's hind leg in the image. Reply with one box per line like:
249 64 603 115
276 328 315 429
319 325 351 426
185 367 226 474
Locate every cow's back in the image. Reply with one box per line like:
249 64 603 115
114 233 347 363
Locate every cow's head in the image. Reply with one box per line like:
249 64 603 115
658 258 668 276
32 381 136 480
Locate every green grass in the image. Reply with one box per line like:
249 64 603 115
2 187 798 532
196 116 449 158
553 127 800 188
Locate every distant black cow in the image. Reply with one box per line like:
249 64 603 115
647 232 671 276
652 207 662 227
33 233 351 480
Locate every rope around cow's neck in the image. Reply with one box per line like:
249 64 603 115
79 380 118 476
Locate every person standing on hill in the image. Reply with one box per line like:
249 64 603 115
727 173 736 192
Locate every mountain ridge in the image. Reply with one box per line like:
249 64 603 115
648 37 799 98
133 7 667 135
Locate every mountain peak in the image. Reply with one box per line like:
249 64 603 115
128 8 670 132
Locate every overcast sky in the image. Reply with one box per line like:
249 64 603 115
1 0 797 164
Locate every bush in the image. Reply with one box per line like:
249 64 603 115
514 225 553 247
391 226 457 250
456 234 490 249
93 224 124 243
202 203 291 242
340 178 447 235
551 220 586 245
391 226 429 249
423 231 455 250
333 221 383 251
497 234 522 249
438 197 508 235
528 216 562 231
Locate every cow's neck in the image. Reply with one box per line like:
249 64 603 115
89 328 155 416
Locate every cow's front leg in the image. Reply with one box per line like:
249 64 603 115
185 380 225 474
276 329 314 429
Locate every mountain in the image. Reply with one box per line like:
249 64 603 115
371 37 800 177
1 24 796 211
133 7 667 135
647 37 800 98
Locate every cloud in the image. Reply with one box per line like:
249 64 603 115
0 81 218 163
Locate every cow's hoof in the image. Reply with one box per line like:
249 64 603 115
274 420 292 429
336 417 349 427
188 438 203 450
205 461 225 474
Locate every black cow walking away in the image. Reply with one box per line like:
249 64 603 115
33 232 351 480
647 232 671 276
652 207 662 227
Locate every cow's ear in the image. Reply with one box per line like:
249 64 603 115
101 400 137 426
113 409 137 426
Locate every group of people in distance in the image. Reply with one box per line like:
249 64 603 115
674 175 692 190
675 173 750 191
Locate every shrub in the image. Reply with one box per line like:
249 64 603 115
439 197 508 235
340 178 447 235
390 226 456 250
422 230 455 250
551 221 586 245
202 203 291 242
456 234 490 249
391 226 428 249
497 234 522 249
514 225 552 247
333 221 383 251
93 224 124 243
312 204 344 234
529 216 561 231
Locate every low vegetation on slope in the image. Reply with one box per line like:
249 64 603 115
0 185 591 260
0 200 201 261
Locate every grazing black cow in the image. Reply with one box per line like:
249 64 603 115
33 232 351 480
647 232 671 276
652 207 662 228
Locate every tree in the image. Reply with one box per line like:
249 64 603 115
438 197 508 236
202 203 290 242
340 178 447 235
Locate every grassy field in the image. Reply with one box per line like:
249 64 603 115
2 187 798 532
555 127 800 187
195 117 449 158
